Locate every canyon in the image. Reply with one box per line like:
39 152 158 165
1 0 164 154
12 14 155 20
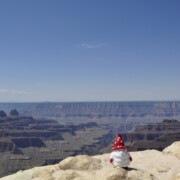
0 113 113 177
0 101 180 177
0 102 180 125
122 119 180 151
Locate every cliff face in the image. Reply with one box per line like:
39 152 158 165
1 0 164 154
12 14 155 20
0 115 113 177
1 142 180 180
122 119 180 150
0 101 180 124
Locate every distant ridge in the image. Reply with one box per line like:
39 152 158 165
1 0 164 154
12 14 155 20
0 101 180 123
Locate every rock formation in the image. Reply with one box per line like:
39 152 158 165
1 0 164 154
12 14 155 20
0 115 113 177
163 141 180 158
10 109 19 116
0 101 180 126
1 141 179 180
122 119 180 151
0 111 7 117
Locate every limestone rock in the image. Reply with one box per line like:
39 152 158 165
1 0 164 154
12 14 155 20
171 172 180 180
163 141 180 158
58 155 102 171
101 167 127 180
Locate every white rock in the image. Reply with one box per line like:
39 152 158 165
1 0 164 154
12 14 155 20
163 141 180 159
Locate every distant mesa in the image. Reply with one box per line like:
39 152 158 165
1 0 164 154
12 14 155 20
10 109 19 116
0 111 7 117
122 119 180 151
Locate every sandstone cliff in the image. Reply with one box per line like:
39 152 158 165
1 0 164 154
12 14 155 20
1 141 179 180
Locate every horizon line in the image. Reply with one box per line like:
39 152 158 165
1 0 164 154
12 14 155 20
0 100 180 103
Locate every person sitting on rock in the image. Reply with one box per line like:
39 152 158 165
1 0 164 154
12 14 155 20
110 133 132 169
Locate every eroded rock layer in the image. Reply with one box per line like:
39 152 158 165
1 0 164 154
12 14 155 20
0 101 180 125
122 119 180 150
0 115 112 177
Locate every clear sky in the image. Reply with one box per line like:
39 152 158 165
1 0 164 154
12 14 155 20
0 0 180 102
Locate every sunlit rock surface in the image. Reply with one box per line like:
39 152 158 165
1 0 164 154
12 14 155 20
163 141 180 158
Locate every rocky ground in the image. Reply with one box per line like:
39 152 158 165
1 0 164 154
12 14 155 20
1 141 179 180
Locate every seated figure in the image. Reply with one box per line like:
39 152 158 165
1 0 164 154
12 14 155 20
110 133 132 169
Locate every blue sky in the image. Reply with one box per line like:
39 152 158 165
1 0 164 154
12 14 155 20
0 0 180 102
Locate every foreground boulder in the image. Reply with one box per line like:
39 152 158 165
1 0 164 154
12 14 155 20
163 141 180 158
1 142 180 180
58 155 102 170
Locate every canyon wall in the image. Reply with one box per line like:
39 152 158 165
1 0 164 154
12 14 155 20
0 102 180 125
0 115 112 177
